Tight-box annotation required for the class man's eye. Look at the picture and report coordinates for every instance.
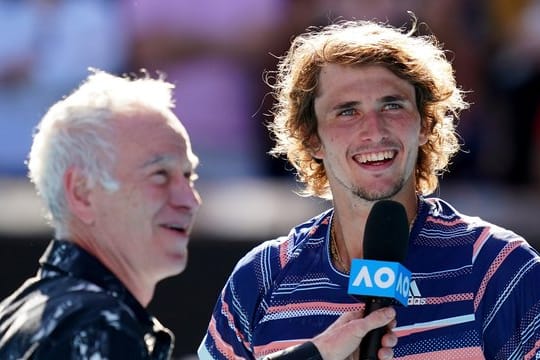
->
[383,103,402,111]
[338,108,356,116]
[151,170,169,184]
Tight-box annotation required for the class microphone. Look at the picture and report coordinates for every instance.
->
[347,200,411,360]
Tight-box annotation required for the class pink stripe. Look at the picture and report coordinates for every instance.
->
[525,339,540,360]
[279,240,288,268]
[207,316,244,360]
[395,346,485,359]
[472,228,491,261]
[423,292,473,305]
[207,298,251,356]
[426,217,465,226]
[267,301,363,314]
[254,339,305,358]
[474,240,522,310]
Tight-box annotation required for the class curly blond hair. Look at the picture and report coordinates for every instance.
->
[267,19,469,199]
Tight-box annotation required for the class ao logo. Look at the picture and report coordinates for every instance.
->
[347,259,412,306]
[351,265,410,299]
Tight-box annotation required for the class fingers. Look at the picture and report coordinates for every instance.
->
[379,317,398,360]
[311,307,396,360]
[381,328,398,348]
[325,310,364,331]
[360,307,396,334]
[378,346,394,360]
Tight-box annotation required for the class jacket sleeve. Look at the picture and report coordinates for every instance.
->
[30,305,167,360]
[33,325,153,359]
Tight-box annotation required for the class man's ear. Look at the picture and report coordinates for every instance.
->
[418,117,429,146]
[419,127,428,146]
[309,134,324,160]
[64,167,95,225]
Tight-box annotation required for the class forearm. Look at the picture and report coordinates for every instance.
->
[261,341,322,360]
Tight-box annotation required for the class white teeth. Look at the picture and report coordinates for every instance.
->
[358,151,394,164]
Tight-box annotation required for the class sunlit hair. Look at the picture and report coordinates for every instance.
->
[27,69,176,236]
[267,18,469,199]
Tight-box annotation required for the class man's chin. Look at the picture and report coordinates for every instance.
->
[160,253,188,278]
[352,179,404,201]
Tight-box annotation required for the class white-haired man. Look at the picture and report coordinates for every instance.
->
[0,70,201,359]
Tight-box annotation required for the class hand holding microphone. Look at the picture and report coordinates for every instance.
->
[348,200,411,360]
[312,307,397,360]
[263,307,397,360]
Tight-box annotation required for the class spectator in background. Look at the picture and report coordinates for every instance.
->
[410,0,497,181]
[125,0,320,180]
[0,0,128,175]
[487,0,540,185]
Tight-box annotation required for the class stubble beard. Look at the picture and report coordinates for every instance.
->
[351,176,405,202]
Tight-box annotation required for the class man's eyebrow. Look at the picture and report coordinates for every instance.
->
[141,154,199,174]
[380,94,410,102]
[331,101,361,111]
[141,155,174,169]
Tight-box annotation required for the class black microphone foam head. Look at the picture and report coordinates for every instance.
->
[363,200,409,262]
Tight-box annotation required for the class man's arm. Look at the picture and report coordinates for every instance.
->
[475,237,540,359]
[32,325,154,359]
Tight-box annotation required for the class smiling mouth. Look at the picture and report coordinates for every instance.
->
[354,150,396,165]
[162,224,188,235]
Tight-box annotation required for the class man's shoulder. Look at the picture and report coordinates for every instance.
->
[0,275,150,359]
[423,196,522,238]
[234,209,332,268]
[2,276,132,323]
[425,197,539,266]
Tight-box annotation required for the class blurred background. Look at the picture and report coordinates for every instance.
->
[1,0,539,358]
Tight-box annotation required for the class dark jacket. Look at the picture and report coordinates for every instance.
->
[0,239,174,359]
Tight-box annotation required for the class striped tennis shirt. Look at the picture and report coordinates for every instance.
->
[199,196,540,359]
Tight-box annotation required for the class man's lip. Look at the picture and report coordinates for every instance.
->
[352,149,397,164]
[160,222,191,234]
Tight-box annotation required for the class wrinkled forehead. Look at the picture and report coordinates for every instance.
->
[112,109,199,169]
[113,108,191,148]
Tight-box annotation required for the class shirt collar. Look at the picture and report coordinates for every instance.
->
[38,239,152,327]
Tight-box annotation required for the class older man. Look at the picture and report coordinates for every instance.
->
[0,70,201,359]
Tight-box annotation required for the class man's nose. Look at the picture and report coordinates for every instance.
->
[170,179,201,212]
[359,110,387,142]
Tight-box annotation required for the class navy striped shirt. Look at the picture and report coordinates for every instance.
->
[199,197,540,360]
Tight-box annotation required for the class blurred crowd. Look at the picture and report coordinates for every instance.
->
[1,0,539,186]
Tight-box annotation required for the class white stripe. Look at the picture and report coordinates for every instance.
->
[412,264,472,280]
[395,314,475,331]
[409,280,421,297]
[197,335,214,360]
[483,257,537,331]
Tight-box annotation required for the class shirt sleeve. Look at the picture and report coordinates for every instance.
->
[198,240,284,359]
[474,235,540,359]
[261,341,323,360]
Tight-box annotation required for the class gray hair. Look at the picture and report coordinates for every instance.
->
[27,69,176,237]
